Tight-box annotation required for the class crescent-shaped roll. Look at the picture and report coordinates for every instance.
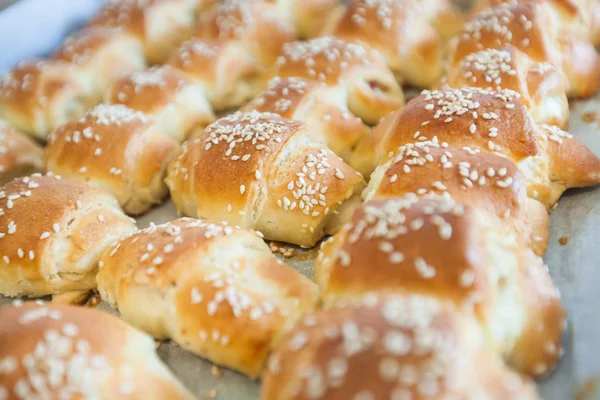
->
[443,46,569,128]
[105,65,215,142]
[272,0,339,38]
[451,2,600,98]
[365,141,549,255]
[87,0,198,64]
[0,174,136,298]
[314,195,566,378]
[270,37,405,125]
[46,104,179,215]
[0,303,195,399]
[168,0,296,110]
[472,0,600,46]
[322,0,462,88]
[261,293,539,399]
[166,111,365,247]
[96,218,320,378]
[53,27,147,95]
[0,125,44,185]
[0,60,98,141]
[350,87,600,207]
[168,38,269,111]
[243,77,370,160]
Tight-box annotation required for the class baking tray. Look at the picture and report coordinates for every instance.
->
[1,1,600,399]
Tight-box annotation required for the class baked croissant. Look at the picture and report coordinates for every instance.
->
[46,104,179,215]
[451,2,600,98]
[315,195,566,378]
[53,27,147,95]
[261,292,540,399]
[270,36,405,125]
[472,0,600,47]
[0,60,98,141]
[105,65,215,142]
[0,124,44,185]
[243,77,370,160]
[168,0,296,111]
[0,303,195,399]
[365,141,549,255]
[322,0,463,87]
[97,218,319,378]
[166,111,365,247]
[0,174,136,298]
[350,87,600,207]
[87,0,198,64]
[443,45,569,128]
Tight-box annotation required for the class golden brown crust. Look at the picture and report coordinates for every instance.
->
[325,0,449,88]
[0,303,195,399]
[97,218,319,377]
[0,60,98,140]
[243,77,370,160]
[365,141,549,254]
[349,88,540,177]
[444,45,569,128]
[166,111,365,247]
[452,2,600,98]
[0,174,136,297]
[0,125,44,185]
[261,293,539,400]
[87,0,197,64]
[46,104,179,215]
[168,38,268,110]
[350,87,600,207]
[106,66,215,141]
[314,196,566,378]
[53,27,147,92]
[271,37,404,125]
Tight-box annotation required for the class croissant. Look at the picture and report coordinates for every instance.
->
[0,60,98,141]
[243,77,370,160]
[321,0,463,87]
[0,302,195,399]
[350,87,600,208]
[166,111,365,247]
[0,174,136,298]
[46,104,179,215]
[105,65,215,142]
[314,195,566,378]
[443,45,569,128]
[168,0,296,110]
[270,36,405,125]
[87,0,198,64]
[53,27,147,95]
[451,2,600,98]
[97,218,319,378]
[365,141,549,255]
[261,292,540,399]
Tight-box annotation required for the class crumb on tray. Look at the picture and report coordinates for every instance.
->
[559,236,570,246]
[582,111,598,123]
